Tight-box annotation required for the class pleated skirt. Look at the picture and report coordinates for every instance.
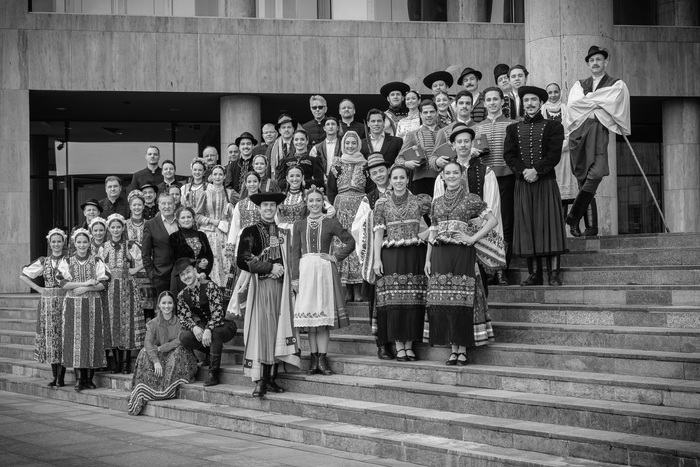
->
[512,178,568,257]
[294,254,349,329]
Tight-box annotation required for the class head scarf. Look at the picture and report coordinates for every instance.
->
[340,131,364,164]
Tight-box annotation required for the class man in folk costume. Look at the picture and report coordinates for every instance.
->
[423,70,453,97]
[397,99,441,197]
[234,192,300,397]
[564,45,631,237]
[380,81,410,136]
[435,90,476,148]
[454,67,486,123]
[225,131,258,197]
[176,258,238,387]
[266,114,298,180]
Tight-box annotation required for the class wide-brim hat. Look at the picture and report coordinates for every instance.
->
[518,86,548,103]
[585,45,609,62]
[139,181,159,193]
[275,114,299,132]
[422,71,454,89]
[80,198,103,213]
[366,152,390,170]
[493,63,510,82]
[457,67,482,85]
[173,257,197,277]
[250,192,287,206]
[235,131,258,147]
[449,123,476,143]
[379,81,410,98]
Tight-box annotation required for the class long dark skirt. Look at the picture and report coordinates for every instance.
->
[512,178,567,257]
[376,245,427,342]
[427,244,493,347]
[62,291,109,369]
[34,288,65,364]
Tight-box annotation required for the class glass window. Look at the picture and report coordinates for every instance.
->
[617,141,665,234]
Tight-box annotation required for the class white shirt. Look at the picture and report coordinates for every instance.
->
[161,214,178,235]
[369,133,385,152]
[324,138,338,174]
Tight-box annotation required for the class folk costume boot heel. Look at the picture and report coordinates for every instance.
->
[86,369,97,389]
[57,366,66,387]
[307,353,319,375]
[75,368,87,392]
[112,349,122,374]
[267,363,286,393]
[48,363,58,387]
[204,355,221,387]
[583,197,599,236]
[548,255,563,286]
[566,191,594,237]
[253,365,269,397]
[317,354,332,376]
[520,258,544,286]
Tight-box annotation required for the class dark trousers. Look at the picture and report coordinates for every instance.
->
[496,174,515,266]
[153,275,172,296]
[179,320,237,356]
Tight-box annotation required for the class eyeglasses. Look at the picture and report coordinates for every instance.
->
[311,106,326,110]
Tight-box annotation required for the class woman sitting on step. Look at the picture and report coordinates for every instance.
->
[20,228,69,388]
[128,291,199,416]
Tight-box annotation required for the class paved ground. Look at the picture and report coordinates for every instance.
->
[0,390,418,467]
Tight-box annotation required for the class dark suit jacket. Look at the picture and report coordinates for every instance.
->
[360,135,403,166]
[141,215,173,288]
[313,139,342,176]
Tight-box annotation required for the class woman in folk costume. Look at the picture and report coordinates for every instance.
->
[59,228,111,391]
[233,192,300,398]
[180,157,207,209]
[239,154,280,199]
[373,164,432,362]
[88,216,108,257]
[541,83,579,229]
[425,161,497,366]
[395,89,421,139]
[327,131,368,302]
[101,213,144,375]
[277,165,336,231]
[291,187,354,375]
[20,228,68,387]
[126,190,156,322]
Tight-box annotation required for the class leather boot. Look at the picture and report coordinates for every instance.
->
[565,191,594,237]
[48,363,58,387]
[122,350,132,374]
[204,355,221,387]
[495,270,509,286]
[520,258,543,286]
[252,365,268,397]
[548,255,563,286]
[74,368,87,392]
[105,350,112,373]
[86,369,97,389]
[267,363,285,393]
[307,353,319,375]
[377,342,394,360]
[112,349,122,374]
[583,198,599,236]
[57,366,66,387]
[317,353,332,376]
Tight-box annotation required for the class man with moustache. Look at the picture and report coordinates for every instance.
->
[338,99,365,139]
[267,114,297,180]
[564,45,630,237]
[455,67,486,123]
[360,109,404,166]
[435,90,475,148]
[380,82,410,136]
[225,132,259,196]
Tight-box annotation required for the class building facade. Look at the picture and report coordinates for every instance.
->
[1,0,699,292]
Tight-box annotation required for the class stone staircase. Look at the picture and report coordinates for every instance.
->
[1,233,700,466]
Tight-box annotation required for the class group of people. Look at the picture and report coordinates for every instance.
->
[21,45,629,412]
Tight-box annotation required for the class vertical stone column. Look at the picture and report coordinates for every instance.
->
[524,0,619,235]
[220,95,262,154]
[446,0,489,22]
[662,99,700,233]
[221,0,256,17]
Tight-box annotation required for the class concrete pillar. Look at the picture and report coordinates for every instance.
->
[658,0,700,26]
[524,0,619,235]
[662,99,700,233]
[446,0,489,22]
[221,0,256,17]
[220,95,262,154]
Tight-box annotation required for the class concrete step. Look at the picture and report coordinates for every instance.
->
[0,307,38,320]
[505,265,700,286]
[567,233,700,252]
[2,371,698,466]
[0,318,36,333]
[512,247,700,268]
[492,322,700,353]
[489,303,700,329]
[487,284,700,307]
[0,343,34,360]
[0,294,39,308]
[0,330,35,346]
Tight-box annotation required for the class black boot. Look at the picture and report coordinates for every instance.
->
[204,355,221,387]
[57,366,66,387]
[122,350,132,374]
[494,270,509,286]
[548,255,563,286]
[307,353,319,375]
[267,363,285,393]
[86,369,97,389]
[253,365,268,397]
[112,349,122,374]
[105,349,112,373]
[317,353,332,376]
[520,258,543,286]
[566,191,594,237]
[74,368,87,392]
[377,342,394,360]
[48,363,58,387]
[583,198,599,236]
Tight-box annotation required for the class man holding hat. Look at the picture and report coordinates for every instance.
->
[236,192,300,397]
[380,81,410,136]
[504,86,567,287]
[564,45,630,237]
[176,257,238,387]
[423,70,453,97]
[455,67,486,123]
[266,114,298,179]
[225,131,259,195]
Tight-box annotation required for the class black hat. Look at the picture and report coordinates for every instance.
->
[422,71,454,89]
[585,45,609,62]
[80,198,103,213]
[379,81,410,98]
[275,114,299,132]
[173,257,197,277]
[449,123,476,143]
[457,67,482,85]
[493,63,510,82]
[518,86,549,103]
[235,131,258,147]
[366,152,390,170]
[139,181,159,193]
[250,192,286,206]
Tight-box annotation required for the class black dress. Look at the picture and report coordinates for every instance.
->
[168,228,214,294]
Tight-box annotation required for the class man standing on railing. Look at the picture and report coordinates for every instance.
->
[565,46,631,237]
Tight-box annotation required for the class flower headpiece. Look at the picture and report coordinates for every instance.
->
[304,185,325,196]
[190,157,206,170]
[88,217,108,230]
[106,213,126,226]
[128,189,145,204]
[46,228,67,242]
[71,227,91,242]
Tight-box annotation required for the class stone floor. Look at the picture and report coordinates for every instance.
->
[0,390,418,467]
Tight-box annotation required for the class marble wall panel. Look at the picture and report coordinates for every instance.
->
[0,140,30,192]
[0,0,32,30]
[26,30,72,90]
[237,34,278,93]
[524,0,561,43]
[0,192,30,244]
[156,33,200,92]
[0,90,29,142]
[0,29,25,90]
[525,37,563,88]
[318,36,360,95]
[70,31,114,90]
[278,35,321,94]
[0,242,30,293]
[112,32,157,91]
[618,41,660,96]
[199,34,240,93]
